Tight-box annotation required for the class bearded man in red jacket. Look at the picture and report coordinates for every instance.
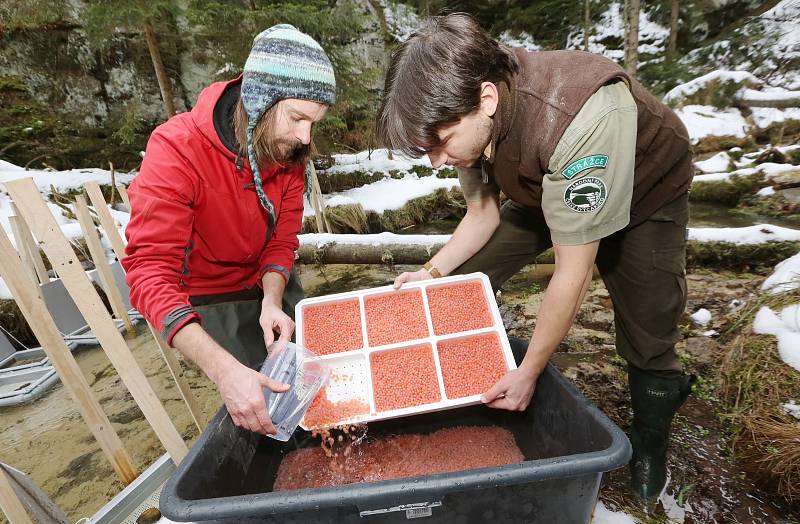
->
[123,25,336,436]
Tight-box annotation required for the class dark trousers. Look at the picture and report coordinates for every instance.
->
[189,268,305,369]
[454,195,689,373]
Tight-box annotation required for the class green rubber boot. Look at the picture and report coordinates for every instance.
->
[628,365,695,505]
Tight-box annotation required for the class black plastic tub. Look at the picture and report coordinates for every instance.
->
[160,338,631,523]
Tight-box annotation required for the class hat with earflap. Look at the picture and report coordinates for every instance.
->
[241,24,336,236]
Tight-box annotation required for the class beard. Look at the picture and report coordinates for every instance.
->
[472,115,493,161]
[270,137,311,164]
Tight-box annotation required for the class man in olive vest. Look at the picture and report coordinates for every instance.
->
[376,13,695,504]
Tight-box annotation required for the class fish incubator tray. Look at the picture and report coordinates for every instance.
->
[295,272,516,429]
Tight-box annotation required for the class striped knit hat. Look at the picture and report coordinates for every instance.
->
[242,24,336,233]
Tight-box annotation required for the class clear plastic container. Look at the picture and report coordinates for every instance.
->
[260,341,330,441]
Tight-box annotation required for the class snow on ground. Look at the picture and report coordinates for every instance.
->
[681,0,800,89]
[753,304,800,372]
[675,105,749,144]
[0,165,135,193]
[680,105,799,146]
[306,150,455,216]
[694,152,732,173]
[305,172,459,216]
[782,401,800,420]
[762,252,800,294]
[692,162,798,184]
[756,252,800,372]
[752,0,800,88]
[663,70,761,105]
[690,308,712,326]
[323,148,432,174]
[591,501,638,524]
[757,186,776,196]
[751,107,800,129]
[567,1,667,61]
[687,224,800,244]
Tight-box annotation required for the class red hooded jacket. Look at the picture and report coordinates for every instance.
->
[122,77,305,344]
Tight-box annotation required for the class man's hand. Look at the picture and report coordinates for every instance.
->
[393,268,432,289]
[215,359,290,435]
[260,301,294,348]
[481,367,540,411]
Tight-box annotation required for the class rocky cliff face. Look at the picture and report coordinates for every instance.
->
[0,0,388,169]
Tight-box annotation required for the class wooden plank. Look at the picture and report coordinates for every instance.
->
[308,163,326,233]
[10,204,49,283]
[8,216,39,286]
[74,195,135,337]
[83,181,126,260]
[0,464,69,524]
[6,178,188,464]
[116,184,131,211]
[148,325,208,432]
[309,163,331,233]
[0,466,32,524]
[0,223,138,485]
[92,183,208,432]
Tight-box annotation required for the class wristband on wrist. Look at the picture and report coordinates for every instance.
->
[423,261,442,278]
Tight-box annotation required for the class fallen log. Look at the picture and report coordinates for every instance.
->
[297,236,800,271]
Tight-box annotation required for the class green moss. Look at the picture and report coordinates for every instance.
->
[302,187,467,234]
[689,173,767,207]
[0,76,29,93]
[408,165,433,178]
[316,170,387,193]
[786,148,800,165]
[738,193,800,219]
[435,167,458,179]
[380,188,465,231]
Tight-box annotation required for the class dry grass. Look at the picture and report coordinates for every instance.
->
[322,203,370,234]
[693,135,751,155]
[302,188,466,234]
[0,298,37,348]
[380,187,465,231]
[718,288,800,501]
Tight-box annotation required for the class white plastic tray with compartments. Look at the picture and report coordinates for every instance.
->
[295,272,517,429]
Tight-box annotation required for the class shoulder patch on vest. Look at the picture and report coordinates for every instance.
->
[561,154,608,179]
[564,177,607,213]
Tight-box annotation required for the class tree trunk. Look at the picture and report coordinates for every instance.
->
[583,0,590,51]
[143,19,176,118]
[624,0,640,75]
[668,0,679,53]
[295,239,800,270]
[247,0,257,10]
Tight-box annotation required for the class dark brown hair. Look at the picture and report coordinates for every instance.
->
[233,98,312,167]
[376,13,519,158]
